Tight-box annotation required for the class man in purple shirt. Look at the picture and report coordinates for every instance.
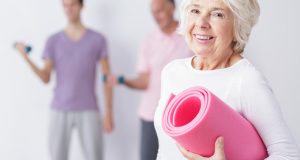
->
[15,0,113,159]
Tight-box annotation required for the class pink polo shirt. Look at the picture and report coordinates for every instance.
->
[137,31,193,121]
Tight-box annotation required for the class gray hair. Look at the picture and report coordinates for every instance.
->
[178,0,260,53]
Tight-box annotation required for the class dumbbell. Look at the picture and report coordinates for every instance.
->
[102,74,125,84]
[14,43,32,54]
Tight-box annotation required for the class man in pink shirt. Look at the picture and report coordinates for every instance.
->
[110,0,192,159]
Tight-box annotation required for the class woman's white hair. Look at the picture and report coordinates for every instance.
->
[178,0,260,53]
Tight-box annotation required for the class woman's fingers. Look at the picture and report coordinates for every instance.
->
[177,143,206,160]
[215,137,224,154]
[212,137,226,160]
[177,137,226,160]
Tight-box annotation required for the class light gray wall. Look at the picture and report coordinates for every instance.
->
[245,0,300,149]
[0,0,299,160]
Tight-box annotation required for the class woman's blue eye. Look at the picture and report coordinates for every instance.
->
[212,12,225,18]
[190,9,200,14]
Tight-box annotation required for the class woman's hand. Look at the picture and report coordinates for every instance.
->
[177,137,226,160]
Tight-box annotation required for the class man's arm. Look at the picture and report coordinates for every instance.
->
[122,72,149,90]
[15,42,53,84]
[100,57,114,133]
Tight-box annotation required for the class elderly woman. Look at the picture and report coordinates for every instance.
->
[154,0,300,159]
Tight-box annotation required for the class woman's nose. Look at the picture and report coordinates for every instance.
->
[195,15,210,29]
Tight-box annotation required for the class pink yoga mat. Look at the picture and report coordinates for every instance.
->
[162,86,267,160]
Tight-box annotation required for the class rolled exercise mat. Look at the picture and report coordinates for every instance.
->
[162,86,267,160]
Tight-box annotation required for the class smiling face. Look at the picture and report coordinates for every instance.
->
[184,0,235,59]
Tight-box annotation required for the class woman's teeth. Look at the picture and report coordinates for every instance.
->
[195,35,213,40]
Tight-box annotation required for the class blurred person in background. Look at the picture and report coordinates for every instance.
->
[15,0,114,159]
[109,0,192,159]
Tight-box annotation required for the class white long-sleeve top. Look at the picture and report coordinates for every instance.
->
[154,57,300,160]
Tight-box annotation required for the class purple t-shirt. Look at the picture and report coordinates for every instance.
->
[42,29,108,111]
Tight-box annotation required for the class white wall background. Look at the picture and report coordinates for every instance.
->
[0,0,299,160]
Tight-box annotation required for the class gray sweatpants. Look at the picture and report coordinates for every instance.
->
[49,110,103,160]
